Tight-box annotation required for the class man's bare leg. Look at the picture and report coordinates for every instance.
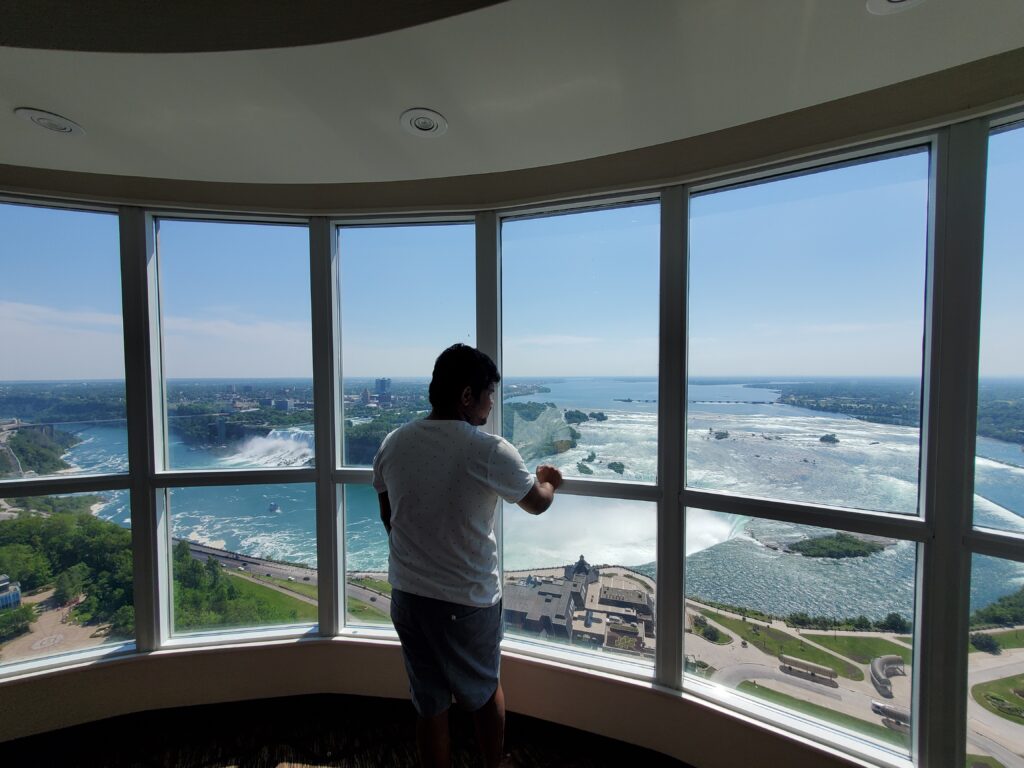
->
[472,683,506,768]
[417,708,451,768]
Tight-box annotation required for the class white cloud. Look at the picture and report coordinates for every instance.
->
[0,301,124,380]
[162,314,312,378]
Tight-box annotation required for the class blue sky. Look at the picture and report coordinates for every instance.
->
[339,223,475,377]
[689,149,930,377]
[1,126,1022,380]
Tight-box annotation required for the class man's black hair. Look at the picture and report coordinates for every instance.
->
[428,344,500,410]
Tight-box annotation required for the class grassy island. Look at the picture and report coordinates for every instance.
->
[789,532,884,559]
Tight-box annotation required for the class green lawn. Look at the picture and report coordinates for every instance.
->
[969,629,1024,653]
[350,576,392,595]
[347,598,389,623]
[967,754,1006,768]
[226,574,318,622]
[701,610,863,681]
[738,681,908,749]
[251,573,319,600]
[805,634,912,665]
[972,674,1024,725]
[229,573,388,623]
[896,635,913,645]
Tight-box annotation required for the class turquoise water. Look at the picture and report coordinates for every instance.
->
[61,379,1024,618]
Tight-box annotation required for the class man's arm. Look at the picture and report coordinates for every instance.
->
[516,464,563,515]
[378,492,392,533]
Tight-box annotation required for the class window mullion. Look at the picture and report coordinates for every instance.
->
[656,185,686,689]
[310,216,341,636]
[118,205,161,652]
[916,120,988,768]
[476,210,502,571]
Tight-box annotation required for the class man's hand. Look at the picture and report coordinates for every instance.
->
[517,464,563,515]
[535,464,563,489]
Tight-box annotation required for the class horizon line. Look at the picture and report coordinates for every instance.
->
[5,374,1024,385]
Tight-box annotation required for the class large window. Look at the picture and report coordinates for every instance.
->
[0,112,1019,767]
[503,495,657,662]
[161,484,317,635]
[686,509,915,754]
[336,222,475,467]
[687,150,930,515]
[966,554,1024,766]
[336,222,475,629]
[154,219,313,472]
[963,121,1024,767]
[498,203,659,666]
[683,149,931,761]
[0,203,127,482]
[501,204,659,482]
[0,492,133,667]
[975,123,1024,535]
[149,217,320,638]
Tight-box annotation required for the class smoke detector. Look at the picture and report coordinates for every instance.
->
[14,107,85,136]
[400,108,448,138]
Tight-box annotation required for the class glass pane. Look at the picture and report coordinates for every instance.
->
[156,219,313,471]
[0,203,127,481]
[968,554,1024,766]
[685,509,915,754]
[975,124,1024,535]
[502,205,659,481]
[0,491,133,666]
[503,495,656,665]
[161,483,317,634]
[687,151,929,514]
[343,484,392,626]
[338,223,475,467]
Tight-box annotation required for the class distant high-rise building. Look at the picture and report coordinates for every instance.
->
[360,388,371,405]
[374,378,391,395]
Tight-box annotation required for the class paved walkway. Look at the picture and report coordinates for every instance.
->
[689,602,911,732]
[0,589,110,664]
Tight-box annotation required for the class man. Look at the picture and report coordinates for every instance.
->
[372,344,562,768]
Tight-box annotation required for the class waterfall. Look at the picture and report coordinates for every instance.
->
[686,508,748,556]
[221,427,315,468]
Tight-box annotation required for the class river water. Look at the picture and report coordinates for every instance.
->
[62,379,1024,619]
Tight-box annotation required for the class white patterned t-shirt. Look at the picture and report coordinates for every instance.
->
[371,419,534,608]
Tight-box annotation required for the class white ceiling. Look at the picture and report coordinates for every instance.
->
[0,0,1022,185]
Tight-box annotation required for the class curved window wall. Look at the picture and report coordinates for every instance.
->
[1,112,1021,767]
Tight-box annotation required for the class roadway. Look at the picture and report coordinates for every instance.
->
[185,541,392,614]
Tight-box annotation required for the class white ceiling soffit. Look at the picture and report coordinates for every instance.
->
[0,0,1022,185]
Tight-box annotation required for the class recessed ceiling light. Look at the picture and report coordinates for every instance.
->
[14,107,85,136]
[866,0,926,15]
[400,108,448,138]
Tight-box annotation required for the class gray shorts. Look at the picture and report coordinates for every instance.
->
[390,588,503,717]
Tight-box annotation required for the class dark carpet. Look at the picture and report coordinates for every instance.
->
[0,693,693,767]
